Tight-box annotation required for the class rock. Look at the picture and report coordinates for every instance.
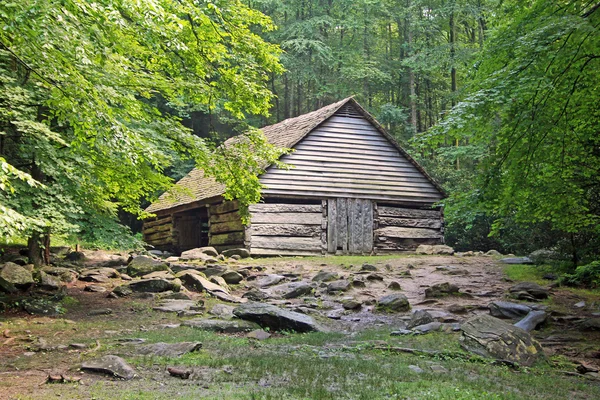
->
[327,280,351,293]
[159,291,192,300]
[233,302,321,332]
[514,310,547,332]
[204,265,228,277]
[312,271,339,282]
[179,272,228,294]
[435,266,469,275]
[255,274,285,288]
[489,301,532,319]
[429,365,448,373]
[142,271,175,280]
[127,256,169,277]
[247,330,271,340]
[391,329,417,336]
[81,355,136,380]
[424,282,460,298]
[242,288,269,301]
[528,249,562,264]
[84,285,107,293]
[38,271,63,291]
[460,315,544,366]
[153,300,200,313]
[508,282,549,300]
[184,247,219,258]
[136,342,202,357]
[209,303,235,319]
[485,250,502,256]
[65,251,86,262]
[376,294,410,312]
[342,298,362,310]
[182,318,259,333]
[0,262,34,291]
[360,263,377,272]
[128,278,179,293]
[574,301,586,309]
[210,276,230,291]
[578,318,600,331]
[407,310,435,329]
[388,281,402,290]
[366,273,384,281]
[326,309,344,320]
[42,267,78,283]
[221,270,244,284]
[270,282,313,299]
[415,245,454,255]
[111,285,133,297]
[408,365,424,373]
[23,299,61,316]
[180,248,214,261]
[447,304,469,314]
[222,248,250,259]
[413,322,442,333]
[174,269,206,278]
[352,279,366,288]
[500,257,533,265]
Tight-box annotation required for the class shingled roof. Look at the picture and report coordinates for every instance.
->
[146,97,444,214]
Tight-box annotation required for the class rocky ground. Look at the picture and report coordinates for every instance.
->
[0,246,599,399]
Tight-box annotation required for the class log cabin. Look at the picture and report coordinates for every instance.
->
[143,98,446,256]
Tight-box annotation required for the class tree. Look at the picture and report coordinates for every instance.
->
[0,0,284,263]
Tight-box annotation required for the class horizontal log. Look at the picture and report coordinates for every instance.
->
[144,231,172,241]
[250,212,322,225]
[377,206,441,219]
[210,200,239,215]
[250,248,322,256]
[251,236,322,251]
[214,244,247,252]
[379,217,442,229]
[209,210,241,224]
[375,226,442,239]
[143,216,172,229]
[142,223,172,235]
[209,231,245,246]
[248,203,321,213]
[210,219,245,235]
[145,237,173,246]
[248,224,321,237]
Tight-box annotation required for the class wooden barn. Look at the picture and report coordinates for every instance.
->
[143,98,446,256]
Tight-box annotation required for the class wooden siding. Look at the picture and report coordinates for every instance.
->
[374,205,444,252]
[248,202,324,256]
[142,215,173,250]
[208,200,245,252]
[327,198,373,254]
[260,107,443,205]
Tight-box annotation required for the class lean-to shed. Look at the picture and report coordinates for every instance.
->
[143,98,446,256]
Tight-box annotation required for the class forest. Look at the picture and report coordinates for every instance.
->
[1,0,599,278]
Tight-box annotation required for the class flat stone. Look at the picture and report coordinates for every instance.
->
[578,318,600,331]
[412,322,442,333]
[255,274,285,288]
[500,257,533,265]
[326,309,344,320]
[142,271,175,280]
[425,282,460,298]
[247,330,271,340]
[312,271,339,282]
[84,285,107,293]
[508,282,549,300]
[242,288,269,301]
[391,329,418,336]
[180,248,215,261]
[514,310,547,332]
[88,308,113,316]
[435,266,469,275]
[0,262,34,291]
[41,267,78,283]
[342,298,362,310]
[210,276,230,291]
[489,301,532,319]
[460,315,544,367]
[204,265,228,277]
[181,318,259,333]
[38,271,64,291]
[327,280,351,293]
[179,272,228,294]
[222,248,250,259]
[209,303,235,319]
[233,302,321,332]
[408,365,424,373]
[81,355,136,380]
[360,264,377,272]
[128,278,179,293]
[153,300,199,313]
[136,342,202,357]
[407,310,435,329]
[388,281,402,290]
[270,282,313,299]
[574,301,586,309]
[221,271,244,284]
[376,294,410,312]
[447,304,469,314]
[415,245,454,255]
[127,256,168,277]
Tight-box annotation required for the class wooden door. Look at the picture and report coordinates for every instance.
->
[327,198,373,254]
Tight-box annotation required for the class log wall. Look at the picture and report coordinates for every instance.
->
[142,215,174,250]
[208,200,245,252]
[374,205,444,252]
[247,202,324,256]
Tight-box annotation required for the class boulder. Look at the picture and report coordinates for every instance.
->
[136,342,202,357]
[489,301,532,319]
[127,256,168,277]
[209,276,230,291]
[508,282,549,300]
[341,298,362,310]
[204,265,228,277]
[388,281,402,290]
[222,248,250,259]
[415,245,454,255]
[179,272,228,294]
[360,264,377,272]
[180,248,215,262]
[182,318,259,333]
[242,288,269,301]
[221,270,244,284]
[42,267,78,283]
[412,322,442,333]
[233,302,321,332]
[500,257,533,265]
[528,249,562,264]
[376,294,410,312]
[270,282,313,299]
[255,274,285,288]
[485,250,502,256]
[514,310,547,332]
[84,285,107,293]
[578,318,600,331]
[326,280,351,293]
[22,299,61,316]
[312,270,339,282]
[128,278,179,293]
[209,303,235,319]
[407,310,435,329]
[111,285,133,297]
[0,262,34,291]
[424,282,460,298]
[460,315,544,366]
[81,355,136,380]
[38,271,64,291]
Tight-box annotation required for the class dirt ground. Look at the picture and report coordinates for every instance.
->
[1,254,599,399]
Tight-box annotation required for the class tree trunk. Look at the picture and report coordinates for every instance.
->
[28,233,44,267]
[406,1,417,131]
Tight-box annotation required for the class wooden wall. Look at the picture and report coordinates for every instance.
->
[374,205,444,252]
[208,200,245,252]
[142,215,173,250]
[259,104,443,205]
[247,202,324,256]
